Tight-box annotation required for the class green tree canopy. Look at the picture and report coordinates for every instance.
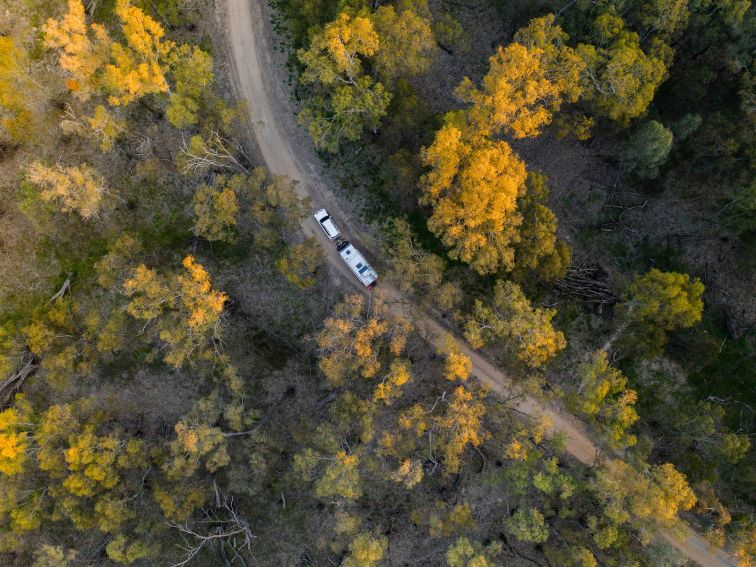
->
[298,12,391,152]
[577,14,672,125]
[512,172,571,282]
[575,350,639,449]
[464,280,566,368]
[620,268,705,356]
[620,120,674,179]
[505,507,549,543]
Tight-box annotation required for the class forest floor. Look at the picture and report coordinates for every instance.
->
[422,0,756,333]
[216,0,740,565]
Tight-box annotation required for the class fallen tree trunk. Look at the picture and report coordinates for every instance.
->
[48,274,72,303]
[0,355,38,406]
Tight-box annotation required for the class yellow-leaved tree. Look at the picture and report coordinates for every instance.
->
[85,105,126,152]
[166,45,214,128]
[43,0,111,100]
[446,537,498,567]
[574,350,639,449]
[418,16,585,277]
[123,255,227,367]
[297,12,391,152]
[464,279,565,368]
[103,0,174,106]
[6,398,151,539]
[456,15,584,139]
[435,386,488,473]
[383,384,488,476]
[371,2,436,83]
[442,335,472,382]
[343,532,389,567]
[26,162,108,219]
[372,359,413,405]
[619,268,704,356]
[420,124,527,274]
[577,14,672,125]
[193,183,240,242]
[315,450,364,500]
[163,420,230,481]
[591,460,696,546]
[276,238,325,289]
[0,37,35,144]
[316,293,412,387]
[44,0,179,106]
[0,397,34,476]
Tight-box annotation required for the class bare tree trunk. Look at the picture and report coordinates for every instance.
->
[48,273,72,303]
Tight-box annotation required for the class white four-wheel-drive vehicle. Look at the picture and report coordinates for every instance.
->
[313,208,341,241]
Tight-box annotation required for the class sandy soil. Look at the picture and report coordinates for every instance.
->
[216,1,740,565]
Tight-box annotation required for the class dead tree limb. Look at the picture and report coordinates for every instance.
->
[0,355,38,405]
[168,494,254,567]
[48,274,72,303]
[180,131,250,175]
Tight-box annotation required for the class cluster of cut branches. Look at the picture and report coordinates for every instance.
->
[554,263,616,305]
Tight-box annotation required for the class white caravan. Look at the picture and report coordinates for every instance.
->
[337,241,378,288]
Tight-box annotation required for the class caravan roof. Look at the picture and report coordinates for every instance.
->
[337,241,377,287]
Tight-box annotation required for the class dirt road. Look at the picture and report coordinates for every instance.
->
[220,1,739,565]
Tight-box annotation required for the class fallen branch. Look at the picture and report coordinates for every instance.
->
[0,356,38,405]
[180,131,250,175]
[48,274,72,303]
[168,493,254,567]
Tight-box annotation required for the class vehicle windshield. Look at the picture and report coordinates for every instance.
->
[320,215,330,222]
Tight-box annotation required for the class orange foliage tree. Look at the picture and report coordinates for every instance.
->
[457,15,584,139]
[0,38,36,143]
[316,293,411,387]
[420,124,527,274]
[44,0,207,116]
[43,0,111,100]
[103,0,174,106]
